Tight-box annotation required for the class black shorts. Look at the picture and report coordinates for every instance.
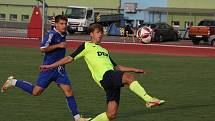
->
[100,70,124,104]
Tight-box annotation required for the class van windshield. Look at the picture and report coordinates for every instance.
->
[198,21,215,26]
[65,8,86,19]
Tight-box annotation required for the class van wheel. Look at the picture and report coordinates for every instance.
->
[172,33,178,41]
[192,39,200,45]
[154,33,163,42]
[159,35,164,42]
[211,39,215,46]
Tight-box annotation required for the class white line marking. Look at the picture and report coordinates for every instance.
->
[0,36,39,40]
[67,39,215,50]
[0,37,214,50]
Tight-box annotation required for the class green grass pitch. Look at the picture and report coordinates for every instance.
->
[0,46,215,121]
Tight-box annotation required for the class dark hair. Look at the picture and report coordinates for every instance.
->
[89,23,103,33]
[55,15,68,23]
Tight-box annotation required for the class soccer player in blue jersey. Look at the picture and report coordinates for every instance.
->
[1,15,90,121]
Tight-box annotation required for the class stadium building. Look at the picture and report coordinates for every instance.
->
[0,0,120,28]
[121,0,215,29]
[1,0,215,29]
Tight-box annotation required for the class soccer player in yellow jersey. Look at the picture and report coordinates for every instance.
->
[40,24,165,121]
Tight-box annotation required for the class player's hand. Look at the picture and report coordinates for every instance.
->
[58,42,67,48]
[134,69,145,74]
[40,65,52,72]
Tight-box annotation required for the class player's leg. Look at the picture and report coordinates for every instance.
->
[91,100,118,121]
[16,79,45,96]
[32,85,44,96]
[1,76,36,95]
[122,72,152,102]
[91,87,120,121]
[105,87,120,120]
[15,81,44,96]
[122,72,165,107]
[31,71,54,96]
[2,71,52,95]
[106,101,118,120]
[58,84,80,120]
[56,71,90,121]
[92,70,123,121]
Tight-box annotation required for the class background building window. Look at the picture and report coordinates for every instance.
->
[171,21,180,29]
[10,14,17,21]
[21,15,29,21]
[185,21,193,28]
[0,14,6,20]
[124,3,137,13]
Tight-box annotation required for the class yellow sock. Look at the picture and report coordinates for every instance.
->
[129,81,153,102]
[91,112,109,121]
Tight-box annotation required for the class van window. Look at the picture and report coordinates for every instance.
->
[87,10,93,19]
[198,21,215,26]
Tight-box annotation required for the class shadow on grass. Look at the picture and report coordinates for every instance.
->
[76,103,215,119]
[121,103,215,117]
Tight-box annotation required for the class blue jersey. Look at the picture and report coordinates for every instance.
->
[37,28,70,89]
[40,28,67,65]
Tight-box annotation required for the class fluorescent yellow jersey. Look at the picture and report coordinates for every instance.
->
[70,42,117,87]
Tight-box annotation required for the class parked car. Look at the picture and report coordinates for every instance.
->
[139,23,179,42]
[188,20,215,45]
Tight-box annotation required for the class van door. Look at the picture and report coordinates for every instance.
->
[86,9,94,25]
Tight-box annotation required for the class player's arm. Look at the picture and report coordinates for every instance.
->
[40,56,74,71]
[40,42,66,53]
[114,65,145,73]
[40,43,86,71]
[109,56,145,73]
[40,33,67,53]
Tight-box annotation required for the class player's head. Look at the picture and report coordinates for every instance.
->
[55,15,68,33]
[89,23,104,43]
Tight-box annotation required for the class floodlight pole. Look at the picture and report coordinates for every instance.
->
[37,0,46,41]
[42,0,45,41]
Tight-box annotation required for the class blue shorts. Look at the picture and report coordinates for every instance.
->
[36,66,71,89]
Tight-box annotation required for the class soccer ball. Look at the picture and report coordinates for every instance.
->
[136,26,153,44]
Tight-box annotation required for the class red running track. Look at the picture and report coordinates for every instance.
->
[0,37,215,57]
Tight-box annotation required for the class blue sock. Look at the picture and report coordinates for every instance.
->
[66,96,80,118]
[15,80,34,95]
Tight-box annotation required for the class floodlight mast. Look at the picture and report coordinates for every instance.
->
[37,0,47,41]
